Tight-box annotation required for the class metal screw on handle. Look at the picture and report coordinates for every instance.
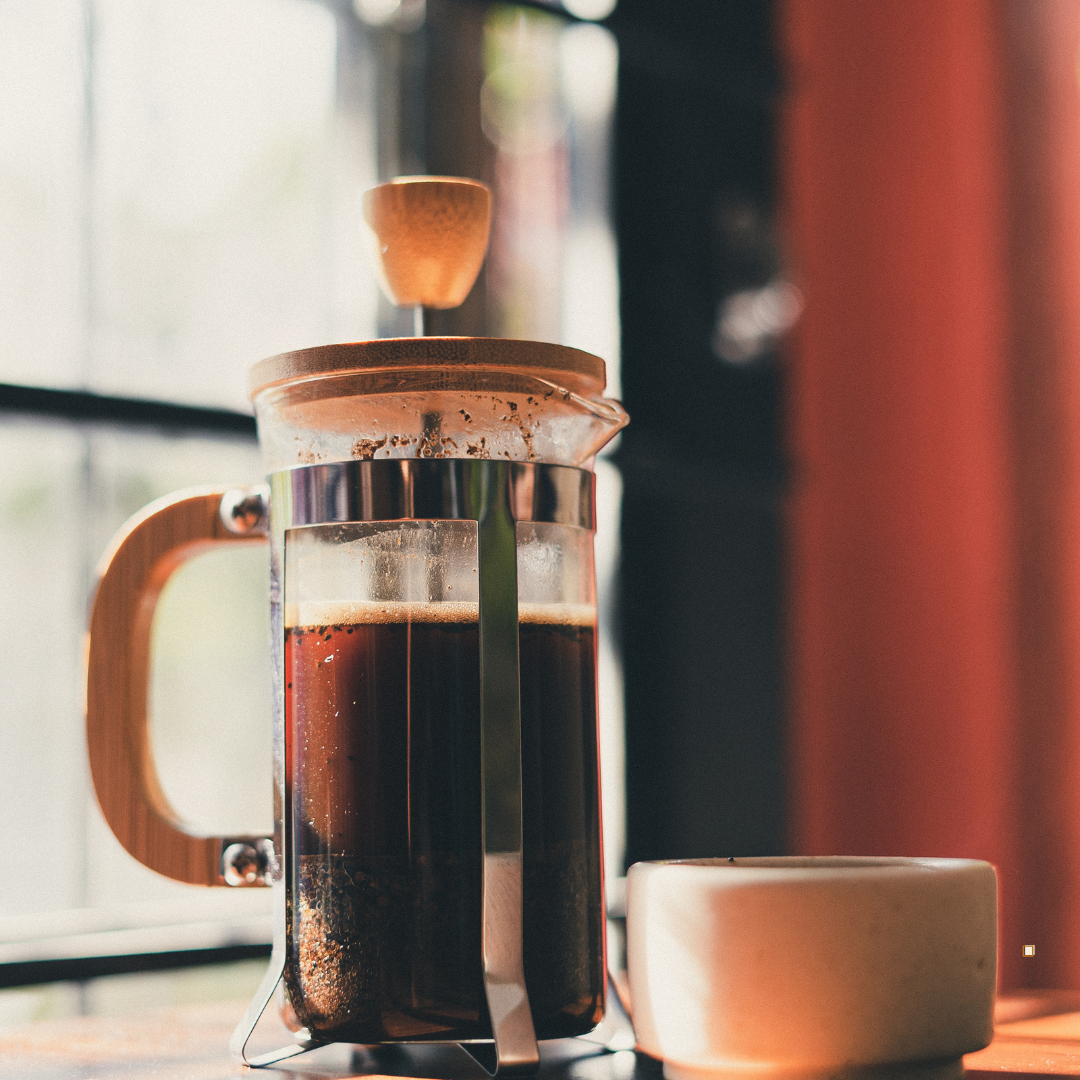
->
[220,484,270,535]
[222,839,275,887]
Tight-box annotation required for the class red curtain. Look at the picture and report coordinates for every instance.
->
[780,0,1080,991]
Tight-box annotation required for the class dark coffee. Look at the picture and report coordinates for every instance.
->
[283,602,604,1044]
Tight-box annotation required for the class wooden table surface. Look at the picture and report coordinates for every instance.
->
[4,991,1080,1079]
[965,992,1080,1077]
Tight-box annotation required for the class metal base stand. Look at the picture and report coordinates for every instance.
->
[231,964,634,1072]
[228,948,321,1067]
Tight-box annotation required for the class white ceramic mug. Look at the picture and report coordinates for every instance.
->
[626,856,996,1080]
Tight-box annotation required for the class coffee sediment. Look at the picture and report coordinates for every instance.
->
[283,601,603,1044]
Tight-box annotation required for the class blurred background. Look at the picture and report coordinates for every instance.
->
[1,0,1078,1022]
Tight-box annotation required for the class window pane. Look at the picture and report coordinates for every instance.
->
[90,0,342,410]
[0,418,272,922]
[149,545,273,839]
[0,0,380,408]
[0,0,85,389]
[0,421,87,912]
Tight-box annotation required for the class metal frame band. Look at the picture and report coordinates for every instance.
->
[234,459,594,1074]
[281,457,594,530]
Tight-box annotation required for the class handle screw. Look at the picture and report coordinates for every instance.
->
[222,840,274,886]
[220,485,270,535]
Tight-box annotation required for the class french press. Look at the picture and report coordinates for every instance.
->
[84,178,628,1070]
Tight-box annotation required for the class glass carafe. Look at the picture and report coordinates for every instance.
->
[84,333,627,1070]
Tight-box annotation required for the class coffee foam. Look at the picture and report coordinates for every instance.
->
[285,599,596,629]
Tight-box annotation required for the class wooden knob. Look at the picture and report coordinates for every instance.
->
[363,176,492,310]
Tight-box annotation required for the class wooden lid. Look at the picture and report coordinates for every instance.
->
[249,337,608,399]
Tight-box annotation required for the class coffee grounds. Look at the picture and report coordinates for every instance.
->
[285,853,486,1043]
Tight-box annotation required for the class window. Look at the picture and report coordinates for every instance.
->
[0,0,622,1022]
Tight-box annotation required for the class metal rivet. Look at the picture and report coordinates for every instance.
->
[220,485,270,535]
[223,841,271,886]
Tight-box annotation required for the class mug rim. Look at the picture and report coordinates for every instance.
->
[630,855,992,873]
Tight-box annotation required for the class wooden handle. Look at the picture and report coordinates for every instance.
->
[362,176,492,309]
[86,487,269,887]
